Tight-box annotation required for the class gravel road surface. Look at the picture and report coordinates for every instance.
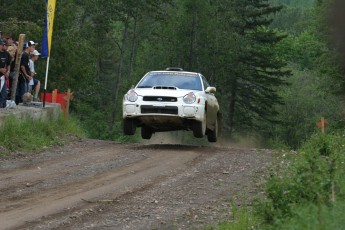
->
[0,138,277,230]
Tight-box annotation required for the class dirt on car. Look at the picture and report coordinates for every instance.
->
[0,136,280,230]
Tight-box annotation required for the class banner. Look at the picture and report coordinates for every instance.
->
[41,0,56,58]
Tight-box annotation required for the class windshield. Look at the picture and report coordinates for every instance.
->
[137,72,202,91]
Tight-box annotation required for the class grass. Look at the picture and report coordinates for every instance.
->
[0,115,86,157]
[213,206,258,230]
[269,201,345,230]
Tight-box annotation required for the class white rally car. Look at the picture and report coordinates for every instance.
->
[122,68,221,142]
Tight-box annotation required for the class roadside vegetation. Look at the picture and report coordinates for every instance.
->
[216,132,345,229]
[0,116,85,157]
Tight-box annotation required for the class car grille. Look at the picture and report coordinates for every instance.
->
[141,105,178,115]
[143,96,177,102]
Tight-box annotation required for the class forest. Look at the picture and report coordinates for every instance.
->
[0,0,344,149]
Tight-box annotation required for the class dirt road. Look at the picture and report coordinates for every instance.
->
[0,138,276,230]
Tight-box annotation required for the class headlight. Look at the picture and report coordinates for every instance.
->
[183,92,196,104]
[126,90,138,102]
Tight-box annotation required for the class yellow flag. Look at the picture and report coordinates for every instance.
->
[47,0,56,55]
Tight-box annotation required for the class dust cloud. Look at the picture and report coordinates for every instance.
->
[139,130,261,149]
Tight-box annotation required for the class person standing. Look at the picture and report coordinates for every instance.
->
[29,50,41,101]
[0,40,11,108]
[6,45,17,99]
[17,41,36,104]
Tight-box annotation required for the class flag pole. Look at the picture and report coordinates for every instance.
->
[42,0,56,108]
[43,56,50,107]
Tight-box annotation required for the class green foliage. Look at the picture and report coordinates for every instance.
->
[228,1,289,135]
[0,1,45,40]
[271,202,345,230]
[216,206,258,230]
[270,0,316,8]
[257,132,345,225]
[276,31,326,69]
[263,66,345,149]
[262,0,345,149]
[0,116,86,157]
[269,0,316,34]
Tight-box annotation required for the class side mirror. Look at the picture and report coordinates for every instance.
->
[205,86,216,94]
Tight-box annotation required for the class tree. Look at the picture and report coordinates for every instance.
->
[215,0,290,137]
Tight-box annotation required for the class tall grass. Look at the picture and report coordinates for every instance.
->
[0,115,86,156]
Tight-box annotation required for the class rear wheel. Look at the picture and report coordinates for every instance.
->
[123,119,136,135]
[193,113,206,138]
[207,116,218,142]
[141,126,152,139]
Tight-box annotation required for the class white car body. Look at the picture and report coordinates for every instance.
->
[122,69,221,142]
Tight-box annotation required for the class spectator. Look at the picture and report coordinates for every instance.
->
[5,34,17,47]
[0,40,11,108]
[17,41,36,104]
[29,50,41,101]
[6,45,17,99]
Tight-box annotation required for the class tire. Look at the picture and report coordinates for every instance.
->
[207,116,218,142]
[193,113,206,138]
[123,119,136,135]
[141,126,152,139]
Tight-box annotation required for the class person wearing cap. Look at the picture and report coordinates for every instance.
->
[29,50,41,101]
[16,40,36,104]
[0,40,11,108]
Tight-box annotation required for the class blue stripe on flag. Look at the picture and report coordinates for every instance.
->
[41,0,49,58]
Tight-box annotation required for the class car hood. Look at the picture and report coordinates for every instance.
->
[134,88,199,98]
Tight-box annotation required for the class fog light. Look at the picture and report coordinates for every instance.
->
[183,106,195,116]
[125,104,136,113]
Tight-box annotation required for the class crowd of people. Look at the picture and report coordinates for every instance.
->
[0,34,41,108]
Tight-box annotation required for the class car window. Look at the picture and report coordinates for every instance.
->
[137,72,202,91]
[201,75,210,90]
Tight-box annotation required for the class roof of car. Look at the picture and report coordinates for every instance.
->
[149,70,199,76]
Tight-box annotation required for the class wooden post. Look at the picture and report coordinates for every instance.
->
[63,88,73,118]
[316,117,328,134]
[321,117,325,134]
[52,89,57,103]
[10,34,25,100]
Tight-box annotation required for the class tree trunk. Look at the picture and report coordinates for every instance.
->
[188,13,196,70]
[228,79,237,138]
[110,16,129,131]
[128,12,138,82]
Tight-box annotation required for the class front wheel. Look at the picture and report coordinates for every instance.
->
[123,119,136,135]
[193,113,206,138]
[207,116,219,142]
[141,126,152,139]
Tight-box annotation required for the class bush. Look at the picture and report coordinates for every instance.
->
[257,132,345,225]
[271,201,345,230]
